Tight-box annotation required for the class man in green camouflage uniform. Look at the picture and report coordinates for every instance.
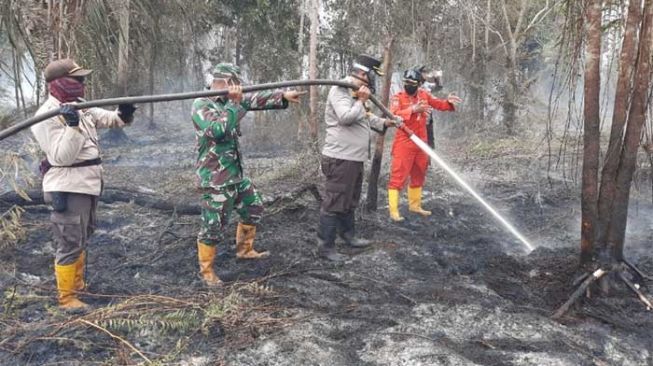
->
[192,63,305,286]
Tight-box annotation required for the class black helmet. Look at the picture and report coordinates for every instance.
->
[353,54,384,76]
[352,54,384,94]
[402,66,425,85]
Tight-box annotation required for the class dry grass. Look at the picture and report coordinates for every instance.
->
[1,280,291,365]
[0,205,25,249]
[0,146,39,249]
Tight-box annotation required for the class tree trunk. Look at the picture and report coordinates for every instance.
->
[485,0,491,50]
[498,0,519,135]
[57,0,64,58]
[116,0,130,95]
[104,0,130,143]
[596,0,642,249]
[503,55,518,135]
[148,39,157,129]
[308,0,319,145]
[470,50,487,125]
[468,9,485,126]
[366,38,394,212]
[235,22,242,67]
[297,0,306,138]
[580,0,602,265]
[298,0,306,72]
[605,0,653,261]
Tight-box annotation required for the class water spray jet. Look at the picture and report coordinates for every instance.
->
[404,129,535,252]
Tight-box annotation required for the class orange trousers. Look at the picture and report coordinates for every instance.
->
[388,144,429,190]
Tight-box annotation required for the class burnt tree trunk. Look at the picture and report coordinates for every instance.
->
[366,38,394,212]
[579,0,602,266]
[604,0,653,262]
[596,0,642,250]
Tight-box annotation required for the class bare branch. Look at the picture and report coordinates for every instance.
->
[522,0,558,38]
[500,0,514,41]
[465,1,509,55]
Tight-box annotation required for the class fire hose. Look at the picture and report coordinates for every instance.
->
[0,79,533,251]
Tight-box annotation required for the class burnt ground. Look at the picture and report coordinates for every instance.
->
[1,116,653,366]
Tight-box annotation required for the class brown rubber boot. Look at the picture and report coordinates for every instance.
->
[55,262,89,310]
[197,241,223,286]
[236,223,269,259]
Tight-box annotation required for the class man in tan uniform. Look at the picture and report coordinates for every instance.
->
[319,55,398,261]
[30,59,136,309]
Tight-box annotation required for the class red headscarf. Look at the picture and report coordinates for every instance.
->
[48,77,85,103]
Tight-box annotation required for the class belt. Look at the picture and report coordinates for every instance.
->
[50,157,102,168]
[40,157,102,175]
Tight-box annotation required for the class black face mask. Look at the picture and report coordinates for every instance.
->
[367,72,377,94]
[404,84,418,95]
[351,72,376,95]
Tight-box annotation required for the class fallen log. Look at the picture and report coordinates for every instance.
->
[0,183,321,216]
[0,188,200,215]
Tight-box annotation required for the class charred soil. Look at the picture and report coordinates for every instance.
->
[1,123,652,365]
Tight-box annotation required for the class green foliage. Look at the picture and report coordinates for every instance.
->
[219,0,303,81]
[204,291,244,320]
[98,308,202,335]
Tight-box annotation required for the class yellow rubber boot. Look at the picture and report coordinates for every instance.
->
[388,189,405,222]
[408,186,432,216]
[75,250,86,291]
[55,262,89,310]
[197,241,222,286]
[236,223,269,259]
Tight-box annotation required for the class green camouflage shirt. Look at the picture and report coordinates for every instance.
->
[192,90,287,189]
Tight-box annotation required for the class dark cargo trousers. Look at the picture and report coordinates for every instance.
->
[45,192,97,265]
[319,155,364,245]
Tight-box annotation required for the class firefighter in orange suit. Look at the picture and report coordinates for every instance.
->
[388,67,462,221]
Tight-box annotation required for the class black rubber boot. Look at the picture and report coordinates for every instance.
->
[338,211,371,248]
[318,213,346,262]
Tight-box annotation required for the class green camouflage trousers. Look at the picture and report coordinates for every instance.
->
[198,178,264,245]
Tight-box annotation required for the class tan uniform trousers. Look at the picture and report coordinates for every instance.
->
[45,192,97,265]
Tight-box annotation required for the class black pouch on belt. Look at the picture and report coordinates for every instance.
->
[50,192,68,212]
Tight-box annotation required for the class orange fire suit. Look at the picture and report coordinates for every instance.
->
[388,89,455,190]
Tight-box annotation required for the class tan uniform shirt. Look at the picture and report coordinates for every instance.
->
[30,96,125,196]
[321,77,386,162]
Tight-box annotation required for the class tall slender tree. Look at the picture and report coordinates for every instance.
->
[308,0,319,145]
